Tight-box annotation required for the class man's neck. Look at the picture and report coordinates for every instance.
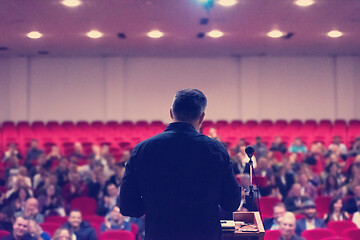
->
[172,120,199,132]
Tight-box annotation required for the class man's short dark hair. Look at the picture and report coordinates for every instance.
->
[171,89,207,122]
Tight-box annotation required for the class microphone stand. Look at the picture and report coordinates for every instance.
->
[247,155,255,212]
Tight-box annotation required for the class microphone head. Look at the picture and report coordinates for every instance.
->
[245,145,255,157]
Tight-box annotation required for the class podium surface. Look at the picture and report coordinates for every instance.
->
[222,212,265,240]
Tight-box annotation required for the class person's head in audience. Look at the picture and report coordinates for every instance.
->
[346,163,359,180]
[293,137,303,146]
[255,136,262,144]
[7,143,18,153]
[108,206,124,224]
[120,150,130,163]
[101,144,110,156]
[298,173,308,186]
[46,184,57,198]
[238,138,246,147]
[30,139,39,150]
[94,162,104,174]
[53,228,72,240]
[96,173,107,186]
[208,128,218,138]
[13,215,30,240]
[330,197,344,215]
[69,172,82,186]
[288,183,301,198]
[68,210,82,231]
[324,174,339,192]
[92,145,101,155]
[257,157,269,169]
[326,162,340,175]
[114,162,126,179]
[49,145,60,156]
[74,142,83,154]
[302,200,317,220]
[13,187,31,203]
[273,203,286,223]
[106,183,119,198]
[24,198,40,218]
[274,136,282,145]
[333,136,342,145]
[69,157,78,173]
[37,153,47,166]
[27,219,43,238]
[8,156,19,168]
[58,158,69,171]
[279,212,297,240]
[48,173,59,186]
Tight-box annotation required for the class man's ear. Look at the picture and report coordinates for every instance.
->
[170,109,174,120]
[199,112,205,125]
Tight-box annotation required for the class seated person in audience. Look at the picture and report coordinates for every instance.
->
[295,200,326,236]
[33,166,49,191]
[63,209,97,240]
[328,136,347,156]
[55,158,70,188]
[261,174,282,199]
[207,127,221,141]
[255,157,272,178]
[0,206,15,232]
[103,156,116,180]
[232,138,246,154]
[100,144,112,167]
[232,151,250,175]
[2,143,22,163]
[97,183,119,216]
[107,162,126,188]
[25,139,44,169]
[29,154,49,179]
[298,173,317,200]
[3,215,37,240]
[68,157,79,174]
[88,171,107,201]
[284,183,310,213]
[8,187,31,214]
[14,198,44,224]
[78,157,96,183]
[320,174,341,197]
[46,145,62,169]
[5,156,20,181]
[269,136,287,154]
[6,174,33,199]
[254,136,268,158]
[344,185,360,214]
[343,163,360,195]
[289,138,307,154]
[27,219,51,240]
[61,172,89,208]
[52,228,72,240]
[71,142,85,159]
[275,165,295,199]
[263,203,286,230]
[100,206,131,232]
[348,137,360,157]
[279,212,304,240]
[324,197,349,223]
[238,174,258,212]
[119,150,131,164]
[321,162,343,186]
[38,184,65,217]
[89,145,102,162]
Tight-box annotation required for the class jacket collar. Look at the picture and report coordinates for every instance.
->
[165,122,197,133]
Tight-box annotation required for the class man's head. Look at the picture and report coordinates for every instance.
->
[68,210,82,229]
[279,212,296,240]
[109,206,123,223]
[170,89,207,129]
[290,183,301,198]
[13,216,29,239]
[303,200,317,219]
[30,139,38,149]
[273,203,286,222]
[24,198,39,217]
[107,183,119,197]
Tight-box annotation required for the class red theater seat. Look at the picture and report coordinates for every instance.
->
[315,196,332,218]
[100,230,135,240]
[343,228,360,240]
[264,230,281,240]
[259,197,281,219]
[301,229,336,240]
[40,222,61,237]
[70,197,97,216]
[0,230,10,239]
[327,220,357,236]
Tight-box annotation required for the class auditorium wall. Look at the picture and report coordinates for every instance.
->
[0,56,359,123]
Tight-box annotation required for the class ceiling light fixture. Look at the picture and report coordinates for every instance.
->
[207,30,224,38]
[217,0,238,7]
[295,0,314,7]
[327,30,343,38]
[267,30,284,38]
[61,0,82,7]
[147,30,164,38]
[87,30,103,39]
[27,31,42,39]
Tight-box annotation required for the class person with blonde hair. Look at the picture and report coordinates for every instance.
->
[53,228,72,240]
[279,212,304,240]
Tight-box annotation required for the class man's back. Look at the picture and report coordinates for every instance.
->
[120,122,241,240]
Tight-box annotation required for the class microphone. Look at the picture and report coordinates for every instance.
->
[245,145,255,159]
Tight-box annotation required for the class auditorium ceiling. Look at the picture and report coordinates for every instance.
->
[1,0,360,57]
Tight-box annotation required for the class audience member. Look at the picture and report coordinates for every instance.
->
[78,157,96,183]
[55,158,70,188]
[27,219,51,240]
[284,183,310,212]
[46,145,62,170]
[324,197,349,223]
[62,210,97,240]
[295,200,326,236]
[5,156,20,181]
[88,171,107,201]
[52,228,72,240]
[270,136,287,154]
[254,136,268,158]
[71,142,85,159]
[254,157,273,179]
[119,150,131,164]
[8,187,31,214]
[289,138,307,154]
[279,212,304,240]
[207,127,221,141]
[321,174,341,197]
[3,215,36,240]
[275,165,295,199]
[232,138,246,154]
[38,184,65,216]
[15,198,44,224]
[61,172,89,207]
[232,152,250,175]
[297,172,317,200]
[344,185,360,214]
[328,136,347,156]
[2,143,22,163]
[25,139,44,169]
[263,203,286,230]
[348,137,360,157]
[97,183,119,216]
[107,162,125,188]
[100,206,131,232]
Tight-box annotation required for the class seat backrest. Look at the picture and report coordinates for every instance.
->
[343,228,360,240]
[70,196,97,216]
[0,230,11,239]
[264,230,281,240]
[327,220,357,236]
[100,230,135,240]
[302,228,336,240]
[314,196,332,218]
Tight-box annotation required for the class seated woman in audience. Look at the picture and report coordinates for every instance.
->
[321,162,343,185]
[71,142,85,159]
[207,127,221,142]
[343,163,360,195]
[269,136,287,154]
[321,174,342,197]
[2,143,22,164]
[53,228,72,240]
[297,172,317,200]
[324,197,349,223]
[38,184,65,216]
[100,206,131,232]
[6,173,33,199]
[46,145,62,169]
[8,186,31,214]
[289,137,307,154]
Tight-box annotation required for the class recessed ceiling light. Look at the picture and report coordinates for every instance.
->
[27,31,42,39]
[327,30,343,38]
[147,30,164,38]
[87,30,103,39]
[267,30,284,38]
[207,30,224,38]
[217,0,237,7]
[61,0,82,7]
[295,0,314,7]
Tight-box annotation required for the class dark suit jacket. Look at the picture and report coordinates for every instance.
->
[263,218,276,230]
[120,122,241,240]
[295,218,326,236]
